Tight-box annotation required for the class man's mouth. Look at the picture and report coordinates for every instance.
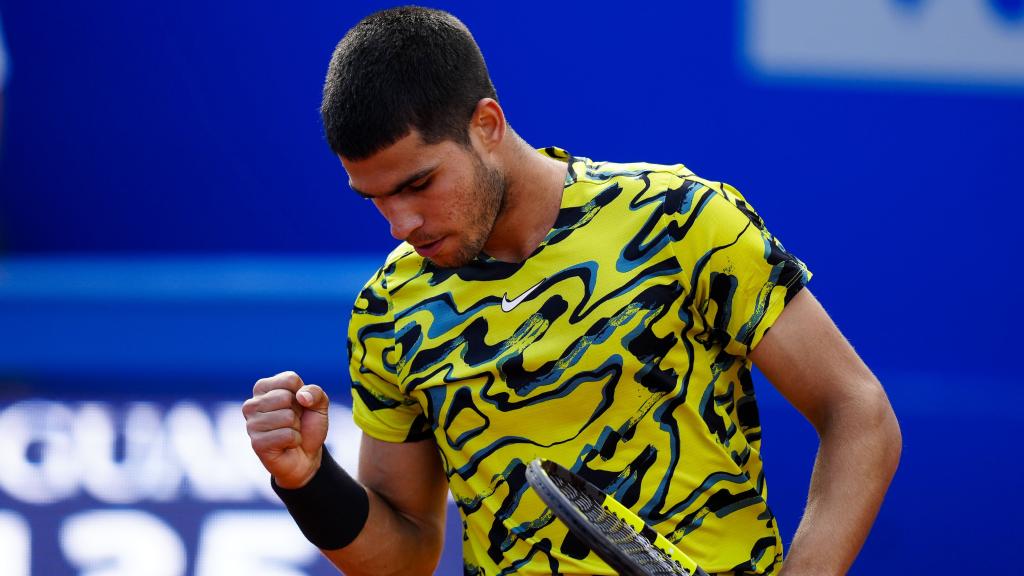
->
[414,237,444,258]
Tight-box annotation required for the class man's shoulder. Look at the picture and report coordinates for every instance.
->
[589,156,755,215]
[544,147,719,205]
[567,154,732,222]
[352,242,422,312]
[572,155,714,206]
[574,156,695,184]
[361,242,419,287]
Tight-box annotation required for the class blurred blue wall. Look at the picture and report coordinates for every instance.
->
[0,1,1021,574]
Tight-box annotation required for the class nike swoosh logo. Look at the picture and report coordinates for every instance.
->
[501,278,547,312]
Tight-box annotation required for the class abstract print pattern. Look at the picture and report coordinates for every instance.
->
[348,148,811,575]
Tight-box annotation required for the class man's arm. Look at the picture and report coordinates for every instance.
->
[320,434,449,576]
[749,289,901,576]
[243,372,448,576]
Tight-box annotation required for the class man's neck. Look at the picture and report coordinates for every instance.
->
[483,137,568,263]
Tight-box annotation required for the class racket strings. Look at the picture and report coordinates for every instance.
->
[551,474,691,576]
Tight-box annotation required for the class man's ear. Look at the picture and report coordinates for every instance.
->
[469,98,506,154]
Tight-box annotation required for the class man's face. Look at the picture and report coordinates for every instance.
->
[341,130,506,268]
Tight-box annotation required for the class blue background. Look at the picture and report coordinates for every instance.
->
[0,1,1022,574]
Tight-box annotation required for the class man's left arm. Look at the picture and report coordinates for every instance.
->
[749,288,901,576]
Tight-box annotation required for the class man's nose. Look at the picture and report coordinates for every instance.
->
[374,197,423,242]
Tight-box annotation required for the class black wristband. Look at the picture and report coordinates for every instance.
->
[271,446,370,550]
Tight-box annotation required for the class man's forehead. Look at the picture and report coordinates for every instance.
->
[341,130,424,169]
[340,131,443,195]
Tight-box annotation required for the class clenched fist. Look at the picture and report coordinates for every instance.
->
[242,371,330,489]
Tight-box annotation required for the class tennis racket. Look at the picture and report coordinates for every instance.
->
[526,458,710,576]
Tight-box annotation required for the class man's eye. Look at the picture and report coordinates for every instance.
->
[409,179,431,191]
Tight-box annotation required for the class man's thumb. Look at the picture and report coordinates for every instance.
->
[296,384,330,414]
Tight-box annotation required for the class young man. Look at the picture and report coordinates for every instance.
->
[243,7,901,575]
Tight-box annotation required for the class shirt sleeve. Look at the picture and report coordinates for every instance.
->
[348,265,431,443]
[668,179,812,358]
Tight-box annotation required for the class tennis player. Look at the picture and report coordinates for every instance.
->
[243,7,901,575]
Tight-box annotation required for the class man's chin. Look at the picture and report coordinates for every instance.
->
[426,254,474,269]
[425,244,481,269]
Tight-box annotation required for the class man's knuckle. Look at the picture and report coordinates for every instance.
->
[252,378,269,395]
[267,388,294,405]
[246,415,270,435]
[250,434,268,452]
[280,409,298,427]
[263,410,286,428]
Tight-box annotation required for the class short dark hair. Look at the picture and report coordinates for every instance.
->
[321,6,498,160]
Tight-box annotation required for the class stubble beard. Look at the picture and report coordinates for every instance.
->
[430,155,506,269]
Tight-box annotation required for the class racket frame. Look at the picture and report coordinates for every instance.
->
[526,458,709,576]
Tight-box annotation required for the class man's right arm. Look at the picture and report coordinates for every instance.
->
[243,371,448,576]
[321,434,449,576]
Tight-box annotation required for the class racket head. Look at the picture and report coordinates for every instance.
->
[526,458,707,576]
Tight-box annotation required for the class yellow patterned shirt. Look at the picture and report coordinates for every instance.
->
[348,148,811,575]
